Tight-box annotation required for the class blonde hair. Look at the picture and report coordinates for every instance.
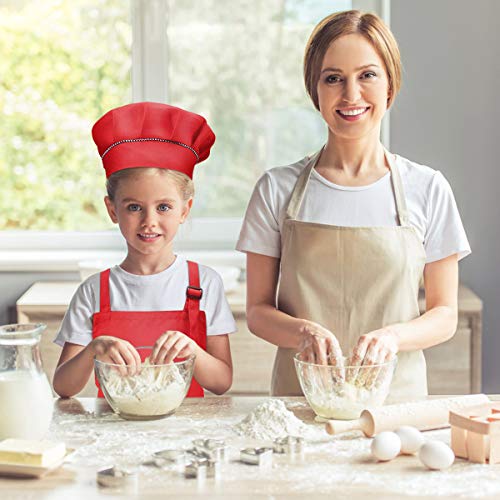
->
[304,10,401,110]
[106,167,194,202]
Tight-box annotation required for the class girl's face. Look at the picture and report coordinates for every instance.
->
[316,33,390,141]
[104,170,191,260]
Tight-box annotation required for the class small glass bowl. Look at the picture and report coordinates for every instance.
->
[95,347,194,420]
[294,354,397,420]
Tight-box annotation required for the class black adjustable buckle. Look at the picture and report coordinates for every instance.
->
[186,286,203,300]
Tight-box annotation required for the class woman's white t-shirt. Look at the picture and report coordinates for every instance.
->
[54,255,237,347]
[236,153,471,263]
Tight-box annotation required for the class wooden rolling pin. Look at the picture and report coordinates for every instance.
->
[325,394,489,437]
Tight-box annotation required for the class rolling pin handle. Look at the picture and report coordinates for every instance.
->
[325,418,363,435]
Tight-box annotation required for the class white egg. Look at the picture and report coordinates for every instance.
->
[418,441,455,470]
[371,431,401,461]
[395,426,424,455]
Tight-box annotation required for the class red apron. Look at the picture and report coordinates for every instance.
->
[92,260,206,398]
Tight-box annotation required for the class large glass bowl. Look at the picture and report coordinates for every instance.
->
[94,347,195,420]
[294,354,397,420]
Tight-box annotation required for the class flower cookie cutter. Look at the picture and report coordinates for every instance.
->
[96,466,138,490]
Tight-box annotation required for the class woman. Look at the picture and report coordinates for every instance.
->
[236,10,470,399]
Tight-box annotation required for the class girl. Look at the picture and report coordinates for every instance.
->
[238,10,470,399]
[53,102,235,398]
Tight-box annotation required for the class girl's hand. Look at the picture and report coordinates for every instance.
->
[150,330,198,364]
[297,320,343,368]
[90,336,141,375]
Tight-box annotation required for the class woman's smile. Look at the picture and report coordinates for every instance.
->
[336,106,371,121]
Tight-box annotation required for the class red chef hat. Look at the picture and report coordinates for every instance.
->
[91,102,215,178]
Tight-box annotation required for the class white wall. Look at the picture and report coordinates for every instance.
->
[390,0,500,391]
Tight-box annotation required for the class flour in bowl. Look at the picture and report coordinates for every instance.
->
[234,399,309,440]
[102,359,186,417]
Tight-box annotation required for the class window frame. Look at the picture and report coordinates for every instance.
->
[0,0,390,256]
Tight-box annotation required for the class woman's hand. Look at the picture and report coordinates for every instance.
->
[298,321,343,367]
[150,330,199,364]
[90,336,141,375]
[349,328,399,366]
[347,328,399,387]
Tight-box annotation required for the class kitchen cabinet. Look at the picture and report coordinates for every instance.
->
[16,282,482,396]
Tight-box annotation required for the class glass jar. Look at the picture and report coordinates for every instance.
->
[0,323,54,440]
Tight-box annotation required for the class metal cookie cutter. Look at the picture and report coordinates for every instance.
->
[183,457,220,479]
[240,447,273,467]
[273,436,305,455]
[149,448,189,467]
[192,438,228,461]
[184,459,207,479]
[96,466,138,490]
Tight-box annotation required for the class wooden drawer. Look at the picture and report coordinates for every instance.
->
[228,314,276,395]
[425,327,471,394]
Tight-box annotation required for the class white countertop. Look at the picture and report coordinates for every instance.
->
[1,396,500,499]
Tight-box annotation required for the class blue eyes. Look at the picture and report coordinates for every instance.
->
[325,72,376,84]
[126,204,171,212]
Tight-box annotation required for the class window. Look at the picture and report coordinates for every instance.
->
[0,0,132,232]
[0,0,388,252]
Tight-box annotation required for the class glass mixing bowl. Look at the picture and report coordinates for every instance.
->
[95,347,195,420]
[294,354,397,420]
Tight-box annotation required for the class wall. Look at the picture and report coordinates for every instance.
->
[390,0,500,391]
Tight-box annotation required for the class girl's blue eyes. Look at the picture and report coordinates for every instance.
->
[325,72,376,84]
[126,204,171,212]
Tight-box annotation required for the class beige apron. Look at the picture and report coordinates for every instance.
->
[271,149,428,400]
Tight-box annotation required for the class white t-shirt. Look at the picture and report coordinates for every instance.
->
[54,255,237,347]
[236,153,471,263]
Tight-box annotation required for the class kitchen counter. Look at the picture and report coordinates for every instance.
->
[1,396,500,499]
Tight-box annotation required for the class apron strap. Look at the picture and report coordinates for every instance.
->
[185,260,202,329]
[99,269,111,313]
[285,150,322,220]
[384,149,409,227]
[285,147,410,227]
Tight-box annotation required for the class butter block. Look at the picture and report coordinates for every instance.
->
[0,439,66,467]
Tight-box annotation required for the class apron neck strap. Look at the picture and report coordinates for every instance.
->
[285,147,409,227]
[385,149,409,226]
[99,269,111,313]
[285,150,322,220]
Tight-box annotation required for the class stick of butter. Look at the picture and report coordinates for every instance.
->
[0,439,66,467]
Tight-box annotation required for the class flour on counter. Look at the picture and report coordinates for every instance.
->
[234,399,311,440]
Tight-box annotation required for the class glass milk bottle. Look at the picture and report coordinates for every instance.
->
[0,323,54,440]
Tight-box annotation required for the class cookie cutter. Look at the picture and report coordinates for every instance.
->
[240,447,273,467]
[273,436,305,454]
[96,466,138,490]
[192,438,228,461]
[151,448,189,466]
[183,457,220,479]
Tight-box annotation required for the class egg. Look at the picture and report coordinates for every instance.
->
[418,441,455,470]
[395,426,424,455]
[371,431,401,461]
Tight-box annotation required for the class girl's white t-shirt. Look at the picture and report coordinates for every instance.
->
[54,255,237,347]
[236,153,471,263]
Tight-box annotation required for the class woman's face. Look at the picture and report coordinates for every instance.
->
[316,33,390,141]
